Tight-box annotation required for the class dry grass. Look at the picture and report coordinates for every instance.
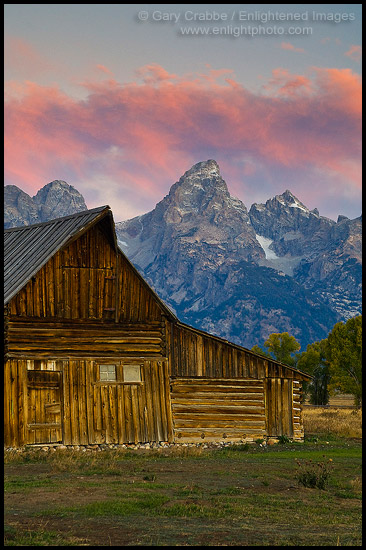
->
[328,394,356,407]
[303,407,362,438]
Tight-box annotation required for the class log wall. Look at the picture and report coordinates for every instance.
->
[171,378,266,442]
[7,319,166,359]
[293,381,304,441]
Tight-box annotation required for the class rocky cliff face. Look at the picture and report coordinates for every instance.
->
[116,160,264,286]
[4,185,42,228]
[294,215,362,319]
[4,180,87,228]
[249,191,362,320]
[115,160,359,349]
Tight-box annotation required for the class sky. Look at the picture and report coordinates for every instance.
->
[4,4,362,222]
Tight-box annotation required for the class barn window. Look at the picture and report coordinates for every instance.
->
[27,360,56,371]
[99,364,117,382]
[123,364,142,383]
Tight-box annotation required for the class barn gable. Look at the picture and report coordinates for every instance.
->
[4,206,311,448]
[5,206,113,305]
[4,205,174,323]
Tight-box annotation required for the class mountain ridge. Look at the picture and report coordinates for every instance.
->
[4,160,362,349]
[4,180,87,228]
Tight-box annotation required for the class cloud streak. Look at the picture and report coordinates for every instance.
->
[280,42,305,53]
[4,64,362,220]
[344,45,362,62]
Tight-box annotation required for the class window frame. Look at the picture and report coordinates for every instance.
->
[98,363,117,382]
[122,363,142,383]
[94,360,144,385]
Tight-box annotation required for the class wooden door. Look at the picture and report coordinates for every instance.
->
[265,378,294,438]
[26,370,63,444]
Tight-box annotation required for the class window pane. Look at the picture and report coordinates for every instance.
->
[99,364,116,381]
[123,365,141,383]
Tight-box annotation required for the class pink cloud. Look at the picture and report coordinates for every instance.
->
[280,42,305,53]
[344,45,362,62]
[4,64,362,220]
[4,36,53,77]
[96,64,114,76]
[264,68,313,98]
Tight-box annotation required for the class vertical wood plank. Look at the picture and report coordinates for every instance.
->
[78,361,88,445]
[143,362,154,441]
[130,385,139,443]
[116,384,126,444]
[108,385,118,443]
[85,360,95,444]
[17,360,25,447]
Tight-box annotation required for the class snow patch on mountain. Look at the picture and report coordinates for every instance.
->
[289,201,308,212]
[255,234,303,276]
[255,234,279,260]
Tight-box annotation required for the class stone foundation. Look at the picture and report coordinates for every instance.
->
[4,438,284,453]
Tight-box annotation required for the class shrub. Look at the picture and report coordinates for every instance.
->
[295,457,334,489]
[278,435,291,444]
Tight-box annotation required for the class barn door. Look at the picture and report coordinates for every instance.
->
[26,370,63,444]
[265,378,294,438]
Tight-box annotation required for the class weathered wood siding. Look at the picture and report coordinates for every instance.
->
[171,378,266,442]
[265,378,294,438]
[170,323,305,381]
[4,359,174,447]
[7,319,166,359]
[4,359,26,447]
[171,324,267,378]
[293,381,304,441]
[26,369,62,445]
[62,359,173,445]
[8,224,163,323]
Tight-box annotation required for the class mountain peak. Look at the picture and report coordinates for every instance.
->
[4,180,88,228]
[33,179,83,200]
[184,159,220,179]
[166,159,229,208]
[173,159,224,193]
[275,190,308,211]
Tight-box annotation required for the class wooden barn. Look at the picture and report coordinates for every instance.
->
[4,206,311,448]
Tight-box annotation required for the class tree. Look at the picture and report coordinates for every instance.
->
[251,344,272,359]
[297,340,330,405]
[326,315,362,407]
[263,332,301,366]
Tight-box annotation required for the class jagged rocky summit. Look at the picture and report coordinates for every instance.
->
[115,160,361,349]
[4,161,362,350]
[4,180,87,228]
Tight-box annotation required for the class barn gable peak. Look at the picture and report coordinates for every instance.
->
[4,206,113,304]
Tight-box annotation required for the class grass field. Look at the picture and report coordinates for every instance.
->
[4,407,362,546]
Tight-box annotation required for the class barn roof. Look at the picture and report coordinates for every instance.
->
[4,206,114,304]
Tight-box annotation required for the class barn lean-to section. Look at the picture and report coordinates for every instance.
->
[169,323,306,443]
[4,206,311,448]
